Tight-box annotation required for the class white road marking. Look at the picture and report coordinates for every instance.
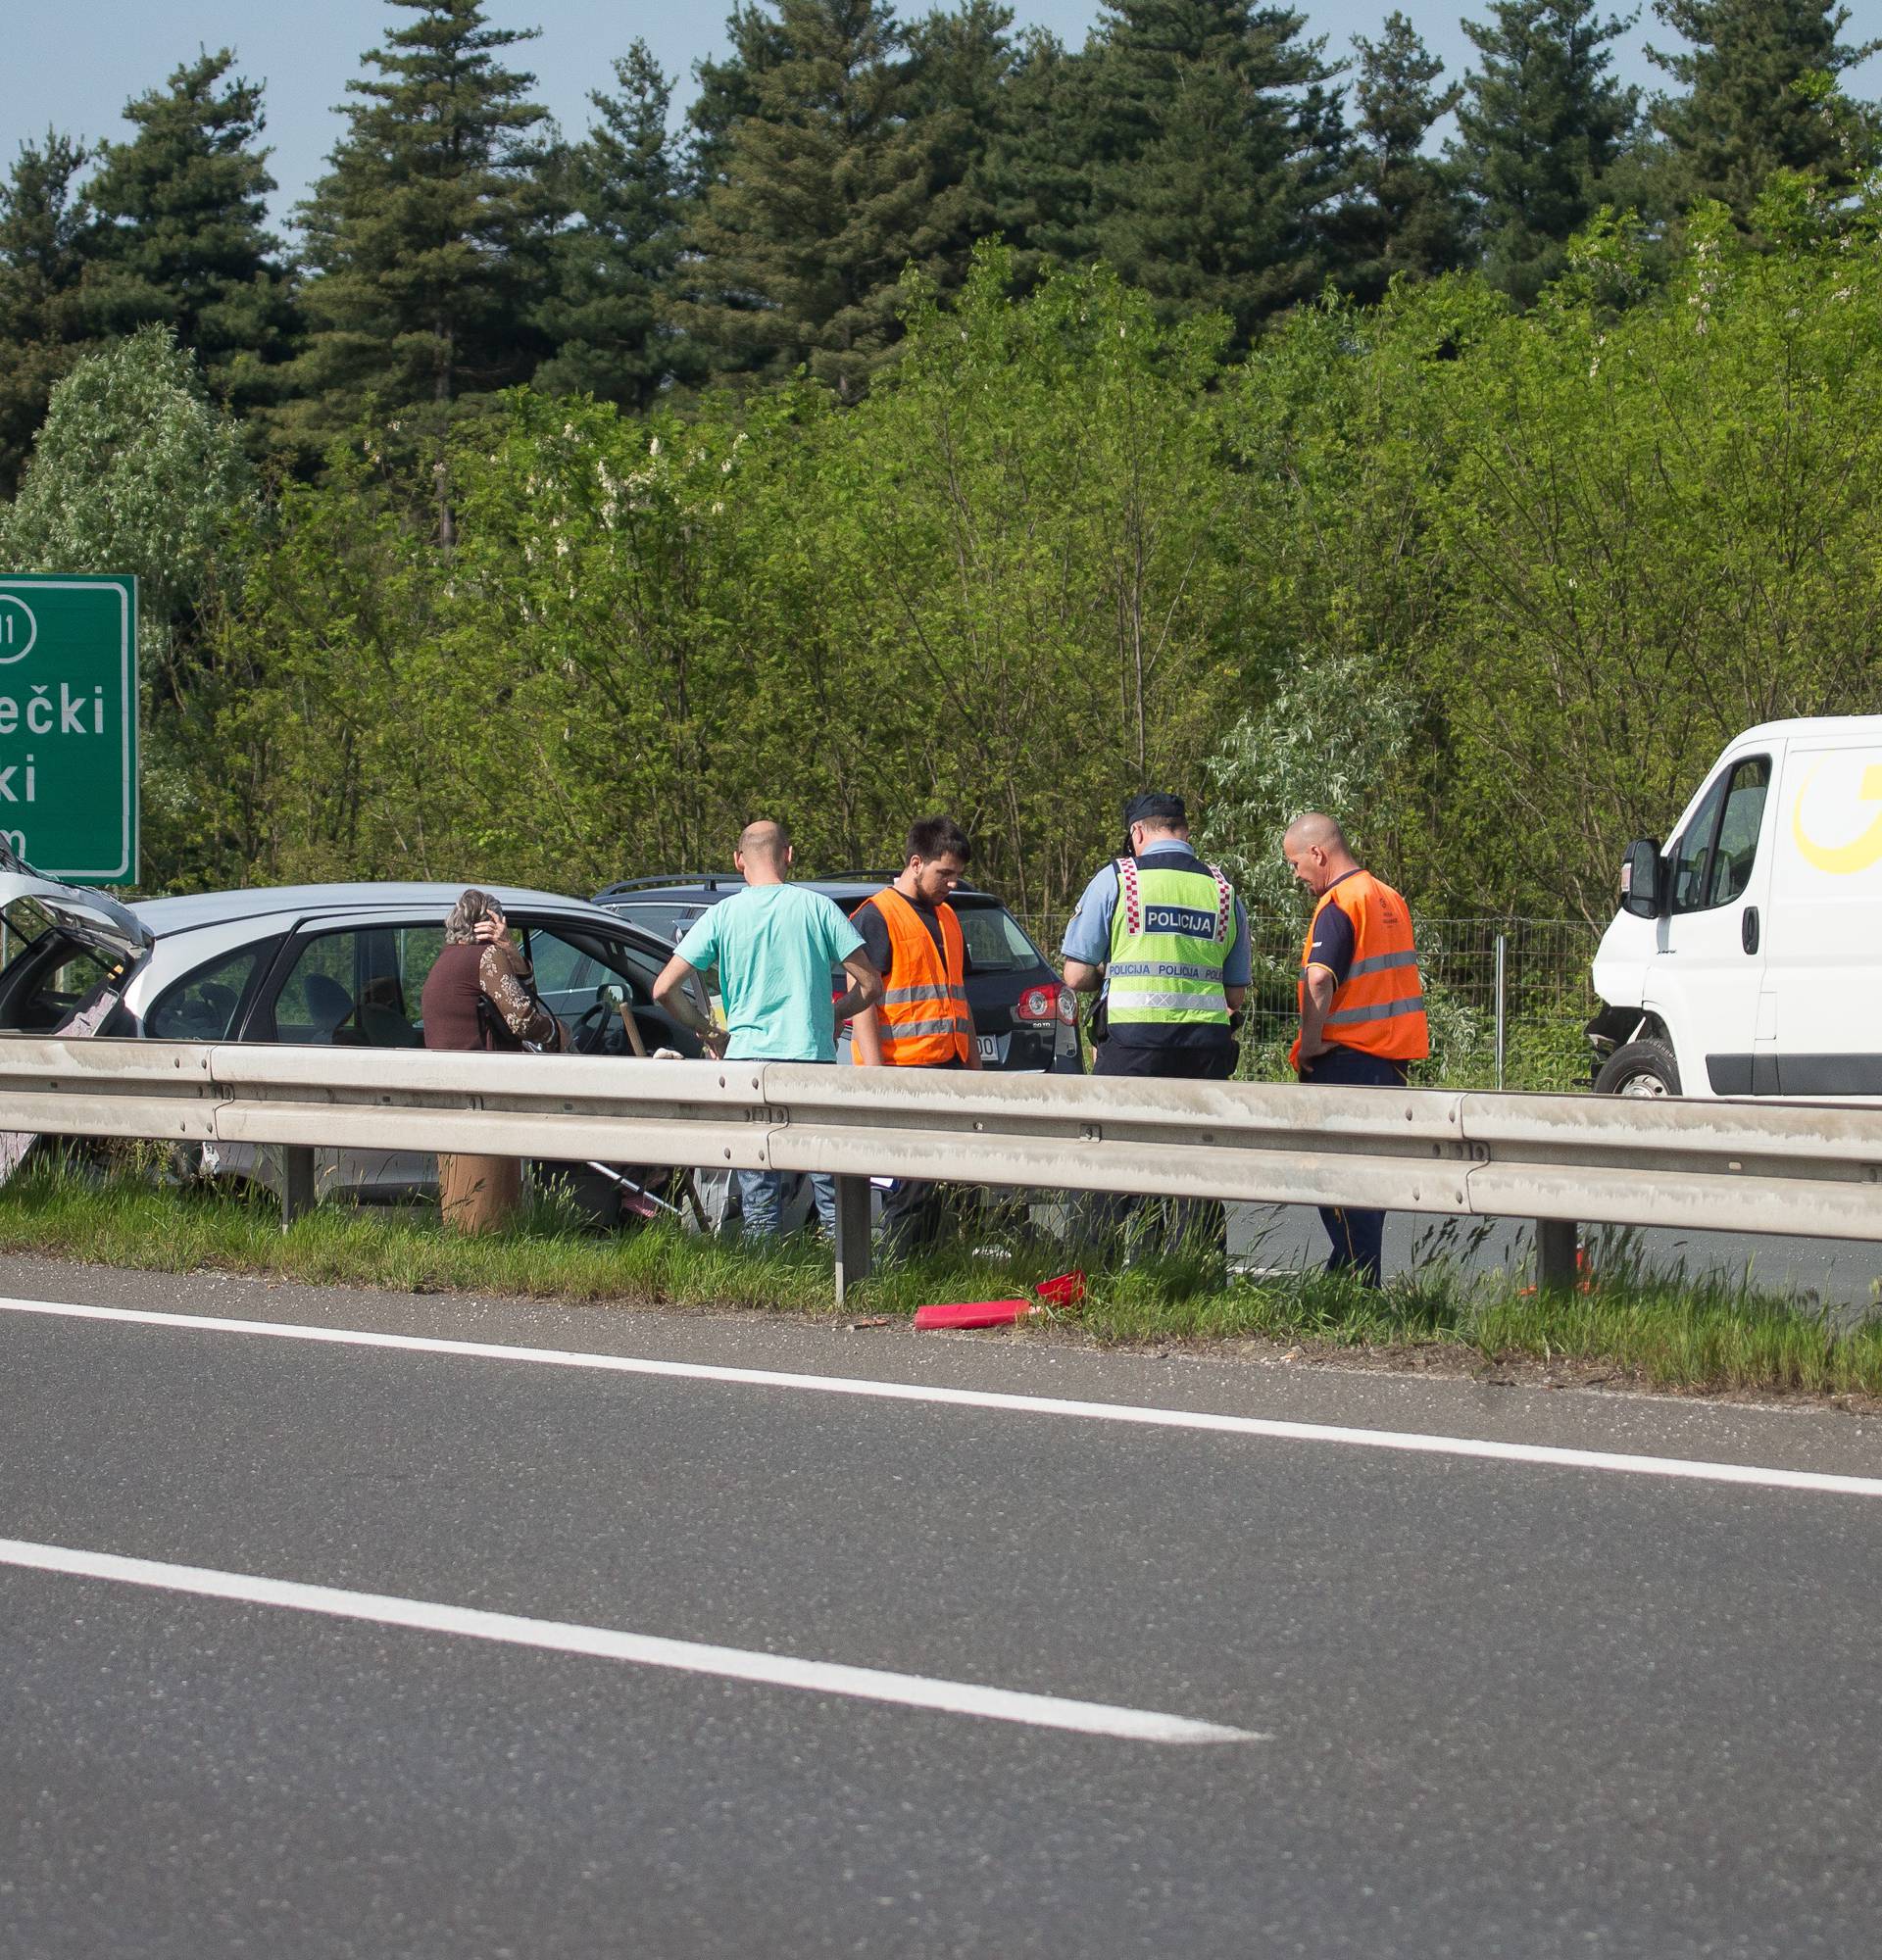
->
[3,1294,1880,1499]
[0,1536,1257,1745]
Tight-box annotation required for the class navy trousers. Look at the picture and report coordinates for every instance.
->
[1298,1046,1409,1287]
[1078,1038,1238,1260]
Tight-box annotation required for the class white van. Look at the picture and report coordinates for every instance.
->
[1589,715,1882,1099]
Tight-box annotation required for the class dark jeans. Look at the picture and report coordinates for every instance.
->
[1299,1046,1409,1287]
[876,1056,965,1260]
[1076,1038,1237,1262]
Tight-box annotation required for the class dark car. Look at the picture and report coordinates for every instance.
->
[592,873,1082,1073]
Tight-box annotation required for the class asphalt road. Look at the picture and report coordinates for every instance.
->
[6,1256,1882,1958]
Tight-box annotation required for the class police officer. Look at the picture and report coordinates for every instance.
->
[1283,811,1429,1287]
[1062,791,1251,1255]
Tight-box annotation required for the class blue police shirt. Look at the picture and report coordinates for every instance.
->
[1062,843,1251,1048]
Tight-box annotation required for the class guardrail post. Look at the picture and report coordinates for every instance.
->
[1534,1218,1578,1293]
[279,1146,316,1230]
[832,1175,871,1308]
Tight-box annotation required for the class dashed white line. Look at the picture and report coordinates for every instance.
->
[3,1294,1880,1498]
[0,1536,1258,1744]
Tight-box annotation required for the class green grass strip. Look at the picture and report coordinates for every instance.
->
[3,1160,1879,1399]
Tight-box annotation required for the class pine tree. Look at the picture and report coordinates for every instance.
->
[686,1,796,191]
[1647,0,1879,220]
[1079,0,1350,346]
[672,0,969,400]
[1330,13,1468,300]
[534,42,700,409]
[82,50,297,418]
[907,1,1018,268]
[0,131,96,496]
[1452,0,1639,303]
[973,29,1101,284]
[285,0,558,466]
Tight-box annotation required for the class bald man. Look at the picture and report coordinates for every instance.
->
[1283,813,1429,1287]
[654,818,883,1239]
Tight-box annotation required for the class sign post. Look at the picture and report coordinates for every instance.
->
[0,575,138,885]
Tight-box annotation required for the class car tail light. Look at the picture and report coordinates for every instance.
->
[1056,986,1077,1027]
[1015,984,1058,1022]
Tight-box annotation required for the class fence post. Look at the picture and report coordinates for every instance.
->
[279,1146,316,1230]
[832,1174,872,1309]
[1534,1218,1578,1293]
[1494,932,1508,1092]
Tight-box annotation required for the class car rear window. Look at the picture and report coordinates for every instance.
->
[608,901,714,949]
[0,901,127,1033]
[956,904,1044,974]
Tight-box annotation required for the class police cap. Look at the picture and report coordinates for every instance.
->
[1122,790,1188,830]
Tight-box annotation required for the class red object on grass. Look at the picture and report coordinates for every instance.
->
[913,1298,1034,1331]
[1033,1269,1086,1308]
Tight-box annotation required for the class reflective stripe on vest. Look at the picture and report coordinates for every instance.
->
[1108,857,1235,1027]
[1291,870,1429,1067]
[858,887,972,1066]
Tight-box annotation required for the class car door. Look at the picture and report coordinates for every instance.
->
[245,915,447,1199]
[1658,752,1774,1095]
[519,917,707,1055]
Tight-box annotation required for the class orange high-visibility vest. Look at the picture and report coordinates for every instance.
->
[858,887,973,1066]
[1291,870,1428,1068]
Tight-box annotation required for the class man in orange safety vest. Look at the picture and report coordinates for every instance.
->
[851,815,981,1254]
[1285,811,1428,1288]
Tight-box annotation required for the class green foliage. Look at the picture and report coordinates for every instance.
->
[1415,209,1882,914]
[82,50,297,423]
[672,0,974,398]
[0,328,258,887]
[1452,0,1640,303]
[771,251,1259,907]
[1332,12,1470,299]
[283,0,559,469]
[1646,0,1881,224]
[1049,0,1353,347]
[0,327,253,654]
[19,166,1867,939]
[0,130,96,497]
[532,42,702,411]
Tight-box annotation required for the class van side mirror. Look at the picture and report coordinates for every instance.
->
[1619,839,1663,918]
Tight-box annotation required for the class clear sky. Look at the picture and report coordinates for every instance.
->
[4,1,1878,234]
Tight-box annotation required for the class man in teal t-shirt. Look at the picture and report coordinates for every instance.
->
[654,819,883,1235]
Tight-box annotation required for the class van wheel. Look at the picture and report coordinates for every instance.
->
[1594,1038,1681,1098]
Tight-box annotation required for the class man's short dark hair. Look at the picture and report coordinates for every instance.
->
[907,815,971,864]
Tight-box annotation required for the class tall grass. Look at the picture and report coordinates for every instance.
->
[4,1159,1878,1398]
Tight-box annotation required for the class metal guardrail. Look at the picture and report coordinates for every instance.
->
[6,1037,1882,1303]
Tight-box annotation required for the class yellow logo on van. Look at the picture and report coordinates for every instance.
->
[1792,760,1882,875]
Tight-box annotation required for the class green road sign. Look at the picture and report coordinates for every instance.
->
[0,575,138,885]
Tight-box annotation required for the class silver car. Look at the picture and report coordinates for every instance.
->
[0,872,713,1203]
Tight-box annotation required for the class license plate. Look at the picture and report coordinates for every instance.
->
[977,1034,1007,1064]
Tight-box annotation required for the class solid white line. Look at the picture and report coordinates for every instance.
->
[0,1536,1256,1745]
[2,1294,1879,1499]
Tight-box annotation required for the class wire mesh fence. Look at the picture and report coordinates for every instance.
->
[1015,912,1605,1094]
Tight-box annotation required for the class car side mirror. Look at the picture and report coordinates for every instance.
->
[598,982,626,1008]
[1619,839,1663,919]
